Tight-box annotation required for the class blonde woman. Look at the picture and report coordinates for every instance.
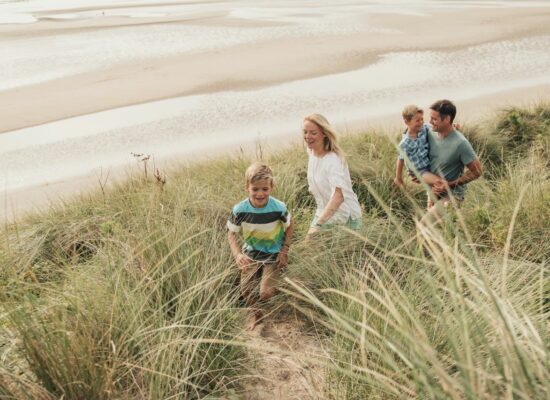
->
[303,114,362,238]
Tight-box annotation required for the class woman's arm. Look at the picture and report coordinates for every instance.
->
[307,187,344,236]
[317,187,344,225]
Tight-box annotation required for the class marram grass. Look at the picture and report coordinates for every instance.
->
[1,103,549,399]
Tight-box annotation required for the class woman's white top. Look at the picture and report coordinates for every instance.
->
[307,151,362,224]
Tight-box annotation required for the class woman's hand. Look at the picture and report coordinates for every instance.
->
[308,226,321,235]
[305,226,320,243]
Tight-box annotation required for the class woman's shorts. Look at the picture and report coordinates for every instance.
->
[311,215,362,230]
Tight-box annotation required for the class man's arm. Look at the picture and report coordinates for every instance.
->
[432,158,482,196]
[449,158,483,188]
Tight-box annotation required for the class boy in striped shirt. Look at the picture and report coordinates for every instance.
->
[227,162,293,329]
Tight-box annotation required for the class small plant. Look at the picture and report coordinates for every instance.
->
[131,152,151,178]
[131,153,166,190]
[154,167,166,189]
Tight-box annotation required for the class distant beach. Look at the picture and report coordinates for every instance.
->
[2,0,550,218]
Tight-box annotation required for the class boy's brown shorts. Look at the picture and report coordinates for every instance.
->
[240,261,280,304]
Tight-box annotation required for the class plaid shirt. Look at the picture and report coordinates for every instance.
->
[398,124,431,172]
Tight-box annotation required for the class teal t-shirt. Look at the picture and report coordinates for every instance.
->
[226,196,291,261]
[428,129,477,199]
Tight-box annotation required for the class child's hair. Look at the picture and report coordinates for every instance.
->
[245,162,273,186]
[303,113,345,158]
[402,105,423,122]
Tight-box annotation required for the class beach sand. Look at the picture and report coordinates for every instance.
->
[2,1,550,221]
[2,6,550,133]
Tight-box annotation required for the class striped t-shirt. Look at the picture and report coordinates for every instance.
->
[227,196,291,261]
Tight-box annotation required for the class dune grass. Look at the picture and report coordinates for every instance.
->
[1,103,548,399]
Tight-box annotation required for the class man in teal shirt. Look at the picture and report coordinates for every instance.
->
[427,99,483,206]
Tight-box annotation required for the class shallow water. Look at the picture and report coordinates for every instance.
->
[1,0,546,90]
[1,0,550,191]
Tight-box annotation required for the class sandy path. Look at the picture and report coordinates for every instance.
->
[239,311,326,399]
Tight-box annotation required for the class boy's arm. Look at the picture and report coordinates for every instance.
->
[394,159,405,187]
[228,231,250,268]
[277,219,294,269]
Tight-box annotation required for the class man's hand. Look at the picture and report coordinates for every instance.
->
[432,180,448,196]
[433,176,445,187]
[235,253,251,269]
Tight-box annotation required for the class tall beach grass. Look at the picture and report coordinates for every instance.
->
[1,103,548,399]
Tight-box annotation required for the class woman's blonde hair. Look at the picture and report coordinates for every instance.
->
[303,113,345,158]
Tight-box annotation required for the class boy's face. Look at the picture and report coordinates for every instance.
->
[246,178,273,208]
[404,112,424,133]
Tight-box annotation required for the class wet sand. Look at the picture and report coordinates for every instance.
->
[2,6,550,133]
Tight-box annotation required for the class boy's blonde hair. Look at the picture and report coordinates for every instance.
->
[303,113,345,158]
[402,105,423,122]
[245,162,273,186]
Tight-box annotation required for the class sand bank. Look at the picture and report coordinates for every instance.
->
[2,5,550,133]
